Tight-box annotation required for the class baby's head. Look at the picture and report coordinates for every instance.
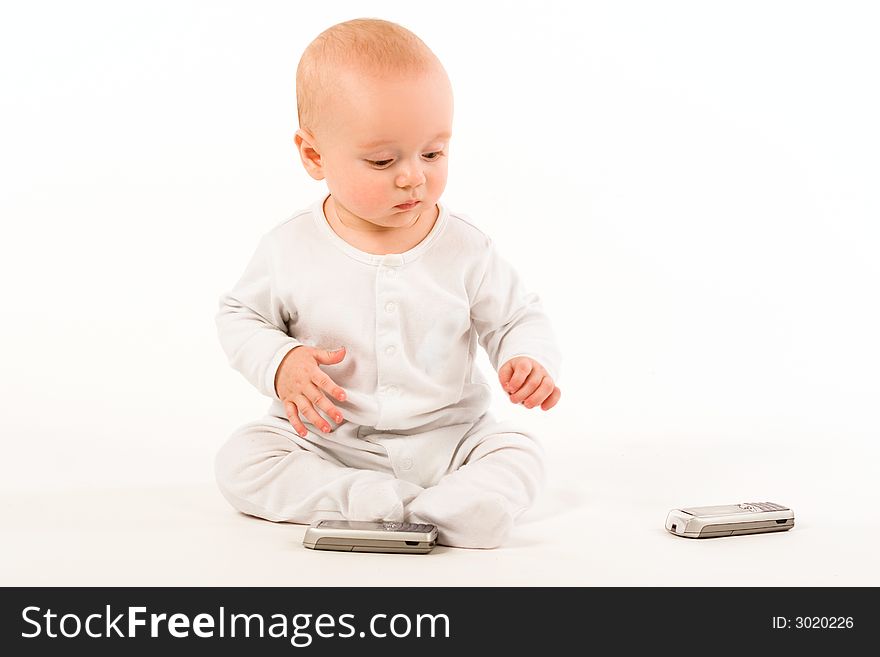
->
[294,19,453,230]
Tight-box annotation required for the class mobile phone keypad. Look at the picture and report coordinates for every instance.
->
[739,502,789,512]
[382,522,433,532]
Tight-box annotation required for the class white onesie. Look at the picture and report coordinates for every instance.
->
[214,195,562,548]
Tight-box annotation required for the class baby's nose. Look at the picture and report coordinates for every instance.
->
[396,164,426,188]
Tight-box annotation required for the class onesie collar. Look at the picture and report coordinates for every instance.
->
[310,194,448,266]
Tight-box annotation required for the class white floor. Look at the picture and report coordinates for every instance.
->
[3,435,877,587]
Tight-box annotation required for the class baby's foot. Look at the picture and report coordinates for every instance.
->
[406,486,514,549]
[348,476,423,523]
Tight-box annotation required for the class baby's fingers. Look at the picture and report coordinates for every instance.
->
[509,369,543,404]
[498,361,514,389]
[306,383,344,427]
[540,386,562,411]
[293,394,333,434]
[503,359,533,394]
[313,370,347,403]
[522,377,555,409]
[284,400,308,438]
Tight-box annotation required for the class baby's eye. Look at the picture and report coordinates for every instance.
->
[367,159,394,168]
[422,151,443,160]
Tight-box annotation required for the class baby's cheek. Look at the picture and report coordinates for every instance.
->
[349,183,388,214]
[426,162,448,198]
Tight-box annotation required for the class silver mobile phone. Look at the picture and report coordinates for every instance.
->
[303,520,438,553]
[665,502,794,538]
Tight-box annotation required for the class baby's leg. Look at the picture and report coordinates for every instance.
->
[405,419,544,549]
[215,416,423,524]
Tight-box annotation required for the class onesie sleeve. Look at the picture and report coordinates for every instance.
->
[469,240,562,381]
[215,233,302,399]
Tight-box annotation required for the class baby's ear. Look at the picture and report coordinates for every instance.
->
[294,129,325,180]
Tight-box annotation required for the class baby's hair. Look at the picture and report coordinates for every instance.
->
[296,18,442,135]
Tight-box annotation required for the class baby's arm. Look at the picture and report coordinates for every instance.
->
[215,234,346,430]
[470,240,562,411]
[216,234,303,398]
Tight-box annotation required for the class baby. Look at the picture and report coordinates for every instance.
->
[214,18,562,549]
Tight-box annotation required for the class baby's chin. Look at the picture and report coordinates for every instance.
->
[370,207,425,228]
[371,218,417,231]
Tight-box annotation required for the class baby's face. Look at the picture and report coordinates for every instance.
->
[306,66,453,230]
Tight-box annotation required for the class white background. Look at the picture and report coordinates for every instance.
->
[1,0,878,516]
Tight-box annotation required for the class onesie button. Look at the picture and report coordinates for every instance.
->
[385,345,396,356]
[384,302,396,313]
[386,385,399,395]
[400,457,413,471]
[384,268,396,277]
[382,254,404,268]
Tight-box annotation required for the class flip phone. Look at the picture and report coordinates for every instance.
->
[303,520,438,553]
[665,502,794,538]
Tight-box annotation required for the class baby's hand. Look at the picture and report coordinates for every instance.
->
[498,357,561,411]
[275,346,348,437]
